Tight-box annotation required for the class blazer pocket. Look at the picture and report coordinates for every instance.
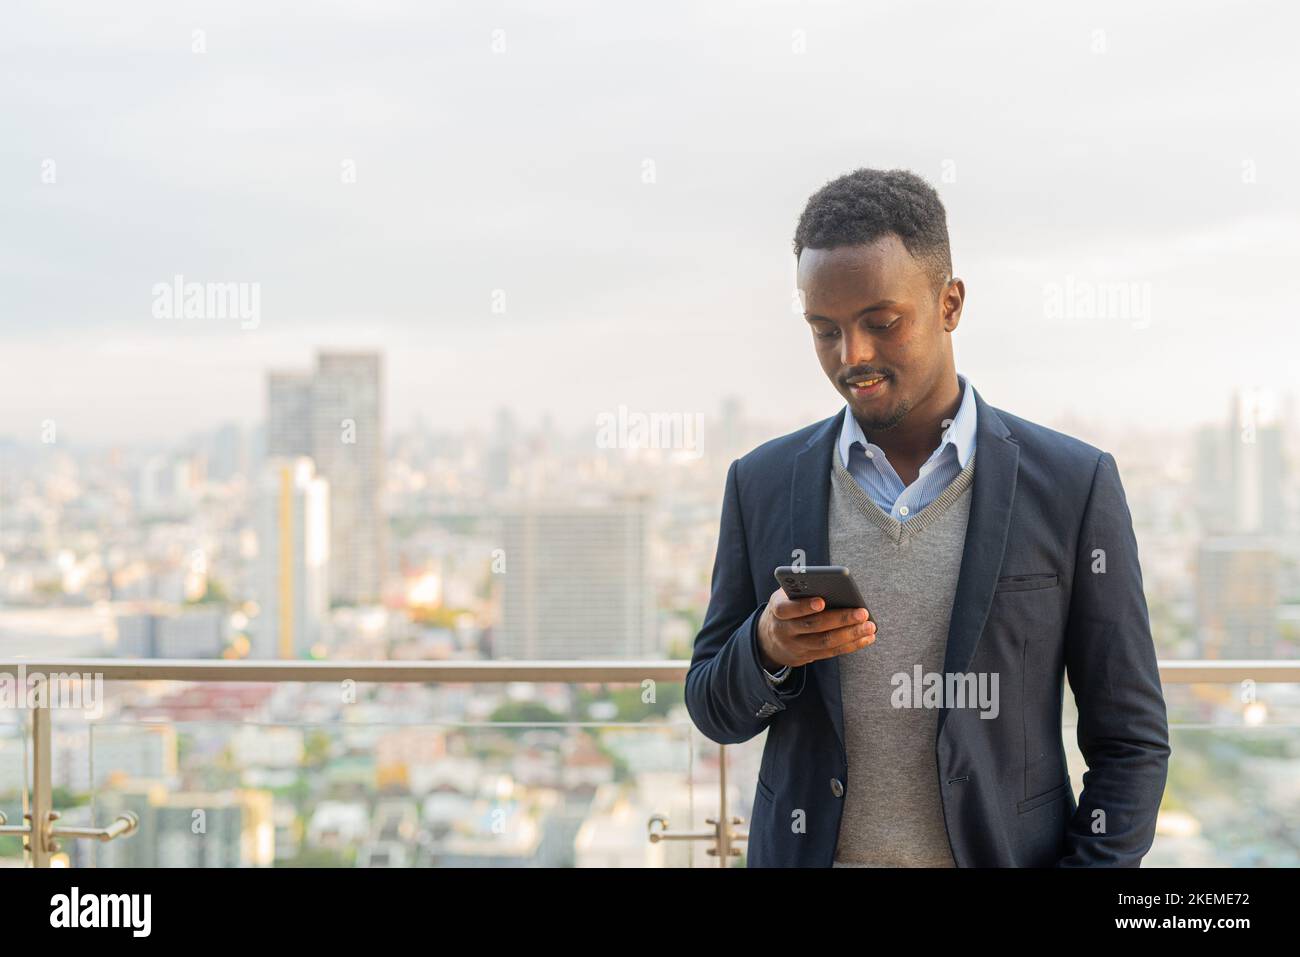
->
[1017,779,1071,814]
[995,572,1059,594]
[755,775,776,803]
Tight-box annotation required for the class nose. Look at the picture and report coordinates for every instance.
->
[840,324,877,369]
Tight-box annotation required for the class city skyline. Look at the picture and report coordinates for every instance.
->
[2,344,1296,451]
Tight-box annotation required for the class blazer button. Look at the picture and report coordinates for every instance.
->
[830,778,844,798]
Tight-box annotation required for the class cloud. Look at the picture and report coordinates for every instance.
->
[1,0,1297,441]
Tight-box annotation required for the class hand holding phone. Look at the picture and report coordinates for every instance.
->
[757,565,876,671]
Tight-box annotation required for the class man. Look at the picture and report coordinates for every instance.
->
[685,168,1170,867]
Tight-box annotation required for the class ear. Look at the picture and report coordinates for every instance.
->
[941,278,965,332]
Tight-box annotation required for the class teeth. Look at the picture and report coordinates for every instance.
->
[851,377,884,387]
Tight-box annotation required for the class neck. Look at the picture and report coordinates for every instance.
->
[859,371,962,471]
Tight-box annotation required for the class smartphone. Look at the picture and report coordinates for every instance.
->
[774,565,868,610]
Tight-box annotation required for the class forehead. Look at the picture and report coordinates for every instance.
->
[797,235,925,315]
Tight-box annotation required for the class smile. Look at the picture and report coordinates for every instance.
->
[847,375,889,396]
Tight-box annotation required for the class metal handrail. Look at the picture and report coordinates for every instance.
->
[0,657,1296,683]
[0,659,689,683]
[1152,660,1300,683]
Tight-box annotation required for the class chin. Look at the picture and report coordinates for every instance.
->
[848,396,907,432]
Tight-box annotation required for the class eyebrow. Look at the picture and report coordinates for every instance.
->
[805,300,899,321]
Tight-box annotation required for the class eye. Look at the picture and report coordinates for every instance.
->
[866,318,899,332]
[813,325,840,340]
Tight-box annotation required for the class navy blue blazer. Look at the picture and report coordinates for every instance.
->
[685,386,1170,867]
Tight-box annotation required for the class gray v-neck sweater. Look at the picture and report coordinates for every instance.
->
[828,442,976,867]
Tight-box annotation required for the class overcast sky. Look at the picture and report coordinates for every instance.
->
[2,0,1297,445]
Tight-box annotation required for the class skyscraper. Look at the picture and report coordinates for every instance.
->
[255,457,330,658]
[1227,390,1286,534]
[485,406,517,495]
[208,422,248,483]
[1195,537,1279,659]
[266,351,386,604]
[266,372,313,458]
[1194,391,1288,536]
[498,501,655,659]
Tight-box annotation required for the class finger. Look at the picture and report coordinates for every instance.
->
[784,620,875,661]
[829,633,877,658]
[770,593,826,620]
[801,625,877,662]
[791,606,870,633]
[814,620,876,650]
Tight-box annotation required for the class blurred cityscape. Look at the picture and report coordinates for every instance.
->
[1,350,1297,866]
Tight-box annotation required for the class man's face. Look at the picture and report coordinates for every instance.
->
[797,234,960,431]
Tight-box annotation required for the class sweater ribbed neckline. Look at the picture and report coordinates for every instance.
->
[830,444,976,545]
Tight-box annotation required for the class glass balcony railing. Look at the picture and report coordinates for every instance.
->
[67,719,709,868]
[1,659,1297,867]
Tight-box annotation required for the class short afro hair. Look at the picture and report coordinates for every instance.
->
[793,168,952,291]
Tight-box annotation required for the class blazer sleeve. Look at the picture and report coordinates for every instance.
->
[685,458,807,745]
[1058,451,1171,866]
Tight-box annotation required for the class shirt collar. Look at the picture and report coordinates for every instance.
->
[837,373,978,471]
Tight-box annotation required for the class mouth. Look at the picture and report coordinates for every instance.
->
[844,373,890,398]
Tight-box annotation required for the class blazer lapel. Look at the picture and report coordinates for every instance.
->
[790,410,848,759]
[938,386,1019,734]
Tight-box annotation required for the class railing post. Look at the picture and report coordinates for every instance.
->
[715,743,730,865]
[30,701,52,868]
[649,742,747,865]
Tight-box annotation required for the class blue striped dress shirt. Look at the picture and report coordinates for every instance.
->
[836,372,978,522]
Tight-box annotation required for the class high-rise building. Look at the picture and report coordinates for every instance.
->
[1195,536,1279,659]
[266,352,385,604]
[207,422,248,483]
[1194,392,1287,535]
[311,352,385,602]
[717,394,746,465]
[1193,424,1232,535]
[485,406,517,494]
[266,372,314,458]
[498,501,655,659]
[1226,391,1286,534]
[255,458,330,658]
